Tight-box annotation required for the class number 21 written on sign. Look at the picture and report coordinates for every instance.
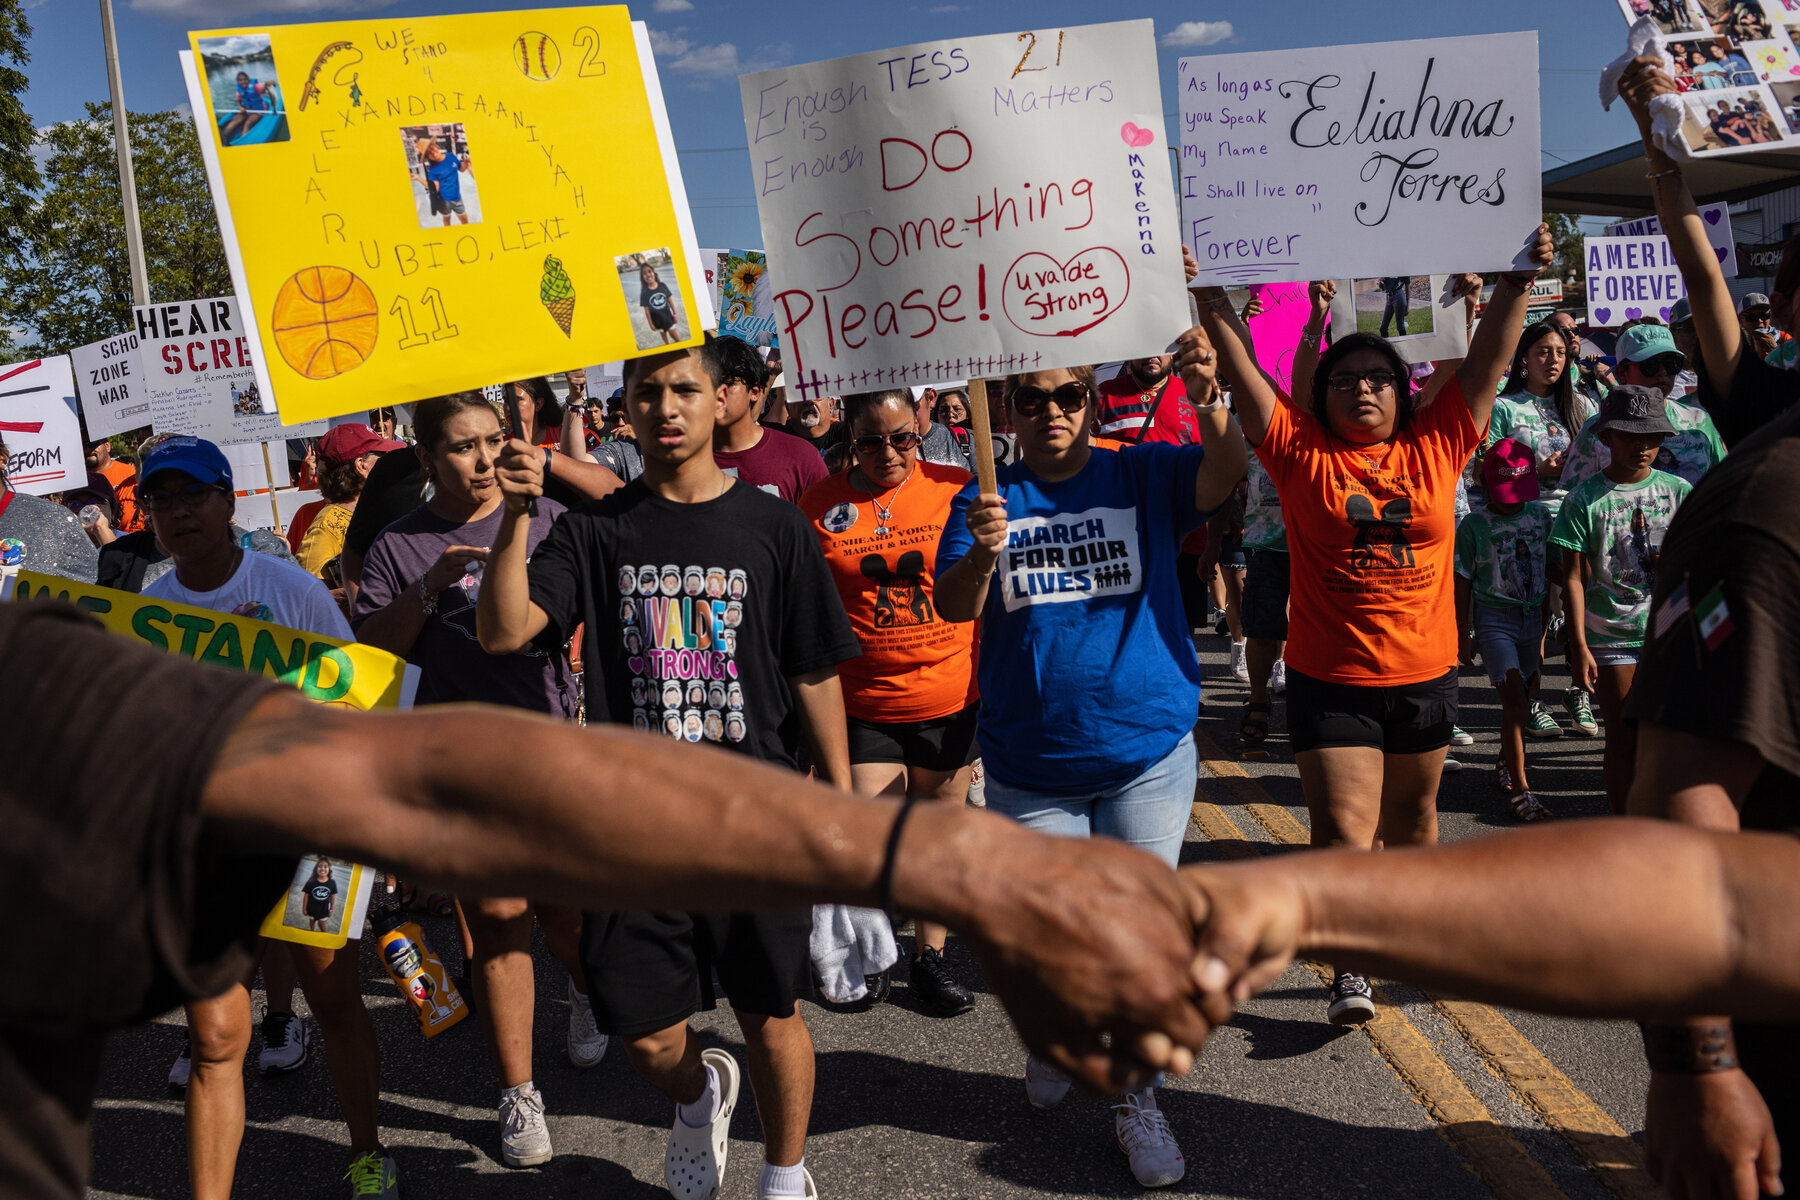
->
[1013,30,1064,78]
[389,288,459,349]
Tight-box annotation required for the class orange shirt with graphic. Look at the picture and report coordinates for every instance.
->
[1257,378,1485,686]
[799,460,978,722]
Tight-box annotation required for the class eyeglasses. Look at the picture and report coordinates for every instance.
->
[142,482,227,511]
[852,430,921,455]
[1631,355,1684,377]
[1010,381,1091,418]
[1327,370,1397,394]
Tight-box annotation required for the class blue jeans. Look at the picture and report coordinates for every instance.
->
[1472,601,1543,686]
[982,733,1197,869]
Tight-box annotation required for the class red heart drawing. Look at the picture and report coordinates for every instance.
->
[1002,248,1132,338]
[1120,121,1155,148]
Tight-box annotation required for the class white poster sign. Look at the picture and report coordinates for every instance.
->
[740,20,1188,400]
[1605,202,1737,276]
[134,296,326,447]
[1583,234,1687,328]
[1179,32,1542,285]
[0,357,84,497]
[1329,275,1470,365]
[71,331,149,440]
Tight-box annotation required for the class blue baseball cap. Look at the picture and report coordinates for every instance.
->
[1615,323,1684,364]
[140,435,232,489]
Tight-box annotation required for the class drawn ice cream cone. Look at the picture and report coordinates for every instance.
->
[540,254,576,337]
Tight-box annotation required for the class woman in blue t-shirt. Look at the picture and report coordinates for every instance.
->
[934,336,1245,1189]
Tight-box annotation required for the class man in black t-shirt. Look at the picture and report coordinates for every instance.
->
[1623,401,1800,1200]
[480,345,859,1200]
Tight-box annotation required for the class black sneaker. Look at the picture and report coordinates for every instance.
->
[1327,972,1376,1026]
[859,968,892,1009]
[910,946,975,1017]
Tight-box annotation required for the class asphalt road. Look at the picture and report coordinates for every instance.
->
[88,634,1647,1200]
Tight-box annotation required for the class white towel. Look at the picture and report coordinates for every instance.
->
[809,904,899,1004]
[1598,17,1690,161]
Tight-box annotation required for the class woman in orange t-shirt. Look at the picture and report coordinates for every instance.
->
[1192,225,1555,1027]
[799,388,979,1017]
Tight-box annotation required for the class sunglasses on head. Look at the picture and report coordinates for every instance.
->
[852,430,920,455]
[1010,381,1090,418]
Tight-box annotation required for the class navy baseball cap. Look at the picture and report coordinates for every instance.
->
[140,435,233,489]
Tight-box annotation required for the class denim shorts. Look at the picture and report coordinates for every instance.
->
[1591,646,1641,667]
[982,732,1196,869]
[1472,601,1543,686]
[1242,548,1290,641]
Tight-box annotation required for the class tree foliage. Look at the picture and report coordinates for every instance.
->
[1,104,232,358]
[1546,212,1585,286]
[0,0,39,261]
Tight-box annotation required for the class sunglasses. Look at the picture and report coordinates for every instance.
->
[852,430,921,455]
[142,482,227,511]
[1010,381,1091,418]
[1327,370,1397,394]
[1631,355,1685,377]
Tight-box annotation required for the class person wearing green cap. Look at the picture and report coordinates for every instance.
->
[1558,323,1726,495]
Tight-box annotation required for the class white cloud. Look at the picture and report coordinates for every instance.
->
[648,28,691,57]
[647,27,782,84]
[130,0,402,16]
[1159,21,1233,49]
[653,0,696,10]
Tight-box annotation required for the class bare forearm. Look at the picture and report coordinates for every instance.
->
[1289,318,1325,406]
[1652,173,1742,392]
[1460,277,1529,410]
[547,453,622,501]
[474,508,539,653]
[933,552,995,622]
[1194,407,1247,514]
[792,669,853,791]
[1197,299,1276,445]
[1297,821,1800,1019]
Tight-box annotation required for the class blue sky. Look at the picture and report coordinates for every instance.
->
[22,1,1640,245]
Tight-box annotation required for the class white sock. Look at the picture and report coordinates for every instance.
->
[677,1063,720,1127]
[759,1158,807,1197]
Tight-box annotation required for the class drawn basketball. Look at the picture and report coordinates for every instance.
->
[270,266,379,380]
[514,32,560,81]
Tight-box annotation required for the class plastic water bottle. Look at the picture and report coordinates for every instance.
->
[373,908,468,1037]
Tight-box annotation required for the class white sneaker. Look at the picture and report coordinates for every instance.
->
[1269,658,1287,695]
[758,1166,818,1199]
[1228,640,1249,683]
[665,1048,741,1199]
[1114,1090,1185,1187]
[258,1013,309,1074]
[566,976,608,1068]
[1440,755,1463,774]
[499,1082,553,1168]
[168,1042,191,1088]
[1024,1054,1072,1109]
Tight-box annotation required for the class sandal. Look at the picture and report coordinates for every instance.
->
[1240,701,1272,745]
[425,892,456,918]
[1508,790,1552,823]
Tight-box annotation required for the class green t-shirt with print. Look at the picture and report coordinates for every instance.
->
[1453,501,1556,609]
[1558,396,1726,493]
[1549,470,1692,649]
[1242,452,1286,552]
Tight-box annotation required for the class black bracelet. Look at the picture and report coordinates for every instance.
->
[1640,1021,1739,1073]
[876,795,920,916]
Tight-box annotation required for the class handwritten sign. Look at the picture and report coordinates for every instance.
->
[739,20,1189,401]
[1605,203,1736,276]
[0,357,84,497]
[1584,235,1686,328]
[1244,283,1312,397]
[135,296,328,446]
[1179,33,1541,285]
[71,331,150,440]
[181,8,712,427]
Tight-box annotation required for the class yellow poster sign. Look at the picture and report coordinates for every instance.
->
[183,7,709,425]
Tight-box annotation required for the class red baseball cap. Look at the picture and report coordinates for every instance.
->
[1481,438,1540,505]
[318,423,405,467]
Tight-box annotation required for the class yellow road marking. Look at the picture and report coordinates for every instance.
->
[1191,794,1566,1199]
[1192,731,1652,1197]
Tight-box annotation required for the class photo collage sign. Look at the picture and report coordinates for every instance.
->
[1616,0,1800,156]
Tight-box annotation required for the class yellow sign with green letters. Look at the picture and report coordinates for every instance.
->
[184,6,709,425]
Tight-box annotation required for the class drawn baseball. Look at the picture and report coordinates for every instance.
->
[514,32,561,81]
[270,265,379,379]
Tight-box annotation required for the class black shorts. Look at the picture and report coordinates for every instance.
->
[846,702,979,772]
[1242,548,1290,641]
[1286,666,1458,755]
[579,908,812,1038]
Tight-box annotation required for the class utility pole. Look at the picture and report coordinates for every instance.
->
[98,0,149,307]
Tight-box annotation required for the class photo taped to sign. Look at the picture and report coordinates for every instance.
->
[739,20,1189,402]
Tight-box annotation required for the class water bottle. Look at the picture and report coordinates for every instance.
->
[373,908,468,1037]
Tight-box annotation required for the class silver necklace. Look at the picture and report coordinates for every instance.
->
[864,467,912,536]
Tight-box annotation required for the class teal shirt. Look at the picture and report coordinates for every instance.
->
[1549,470,1691,649]
[1454,502,1556,609]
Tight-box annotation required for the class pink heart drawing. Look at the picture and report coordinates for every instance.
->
[1660,306,1672,320]
[1625,306,1643,320]
[1790,65,1800,75]
[1715,246,1729,262]
[1594,306,1612,324]
[1705,209,1723,225]
[1003,247,1132,338]
[1120,122,1155,148]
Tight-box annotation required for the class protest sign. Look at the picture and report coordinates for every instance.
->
[709,249,778,347]
[0,357,85,497]
[1178,33,1541,286]
[1327,274,1470,364]
[739,20,1189,401]
[1583,234,1686,327]
[1605,202,1736,275]
[1736,239,1786,278]
[1244,283,1312,397]
[136,296,328,446]
[181,8,712,427]
[71,331,150,440]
